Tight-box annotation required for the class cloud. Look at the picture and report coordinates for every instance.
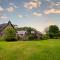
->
[6,6,15,13]
[46,0,50,2]
[0,16,8,19]
[9,3,18,8]
[0,5,16,13]
[47,1,60,9]
[45,1,60,14]
[33,12,42,16]
[9,3,14,5]
[0,6,4,12]
[14,5,18,8]
[6,3,18,13]
[0,3,18,13]
[55,2,60,6]
[18,14,23,18]
[44,9,60,14]
[24,0,41,9]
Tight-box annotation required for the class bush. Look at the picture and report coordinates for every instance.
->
[42,34,49,40]
[4,28,17,41]
[28,34,38,40]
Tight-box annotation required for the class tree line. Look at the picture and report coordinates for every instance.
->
[0,25,60,41]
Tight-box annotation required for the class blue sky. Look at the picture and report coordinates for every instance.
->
[0,0,60,32]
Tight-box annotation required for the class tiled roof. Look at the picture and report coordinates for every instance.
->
[0,21,15,32]
[0,23,8,31]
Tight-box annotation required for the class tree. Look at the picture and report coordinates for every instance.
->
[27,34,38,40]
[16,27,36,35]
[4,28,17,41]
[47,25,59,39]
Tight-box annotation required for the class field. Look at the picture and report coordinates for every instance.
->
[0,39,60,60]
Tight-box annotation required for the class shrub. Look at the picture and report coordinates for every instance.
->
[28,34,38,40]
[4,28,17,41]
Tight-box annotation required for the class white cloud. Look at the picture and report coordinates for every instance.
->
[33,12,42,16]
[55,2,60,6]
[9,3,14,5]
[46,0,50,2]
[6,6,15,13]
[44,9,60,14]
[14,5,18,8]
[18,14,23,18]
[0,6,4,12]
[9,3,18,8]
[0,3,18,13]
[0,16,8,19]
[24,0,41,9]
[47,1,60,9]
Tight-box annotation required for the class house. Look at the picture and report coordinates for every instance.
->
[17,31,27,36]
[16,30,27,40]
[0,21,27,40]
[0,21,15,36]
[0,21,43,40]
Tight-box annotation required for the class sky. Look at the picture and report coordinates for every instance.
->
[0,0,60,32]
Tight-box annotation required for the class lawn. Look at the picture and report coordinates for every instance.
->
[0,39,60,60]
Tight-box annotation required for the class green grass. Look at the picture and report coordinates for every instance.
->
[0,39,60,60]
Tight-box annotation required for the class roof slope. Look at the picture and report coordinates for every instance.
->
[0,21,14,32]
[0,23,8,31]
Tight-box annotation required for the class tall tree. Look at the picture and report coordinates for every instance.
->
[46,25,59,39]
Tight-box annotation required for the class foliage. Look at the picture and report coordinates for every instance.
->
[16,27,36,34]
[16,27,36,31]
[4,28,17,41]
[16,27,41,40]
[28,34,38,40]
[0,36,4,41]
[42,34,49,40]
[45,25,60,39]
